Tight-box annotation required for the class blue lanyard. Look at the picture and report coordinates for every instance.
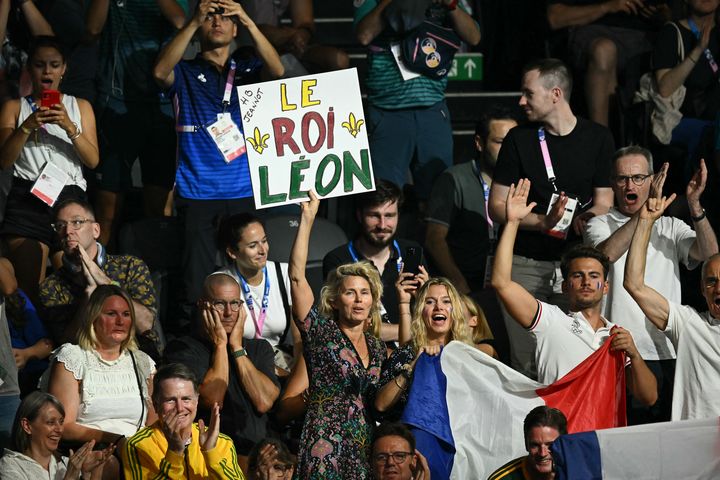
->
[236,265,270,339]
[347,240,403,273]
[687,19,719,74]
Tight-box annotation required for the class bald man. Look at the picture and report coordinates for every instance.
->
[164,273,280,469]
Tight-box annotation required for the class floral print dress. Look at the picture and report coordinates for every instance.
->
[295,306,386,479]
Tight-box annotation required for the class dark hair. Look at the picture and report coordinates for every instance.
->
[247,438,296,474]
[560,244,610,280]
[53,197,96,221]
[372,422,416,452]
[28,35,67,63]
[355,179,403,211]
[612,145,654,175]
[216,212,265,254]
[475,105,520,141]
[522,58,573,100]
[152,363,199,405]
[523,406,568,445]
[11,391,66,453]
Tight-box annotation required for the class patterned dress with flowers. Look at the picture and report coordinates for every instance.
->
[295,306,386,479]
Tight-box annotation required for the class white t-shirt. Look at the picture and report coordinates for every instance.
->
[16,95,87,189]
[665,302,720,420]
[42,344,155,437]
[218,261,292,347]
[584,209,697,360]
[530,301,618,385]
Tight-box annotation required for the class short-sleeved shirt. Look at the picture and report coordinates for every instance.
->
[584,209,697,360]
[530,300,617,385]
[425,160,494,289]
[163,335,278,455]
[493,119,614,261]
[322,239,425,326]
[39,253,157,346]
[652,21,720,119]
[42,344,155,437]
[664,302,720,420]
[170,52,262,200]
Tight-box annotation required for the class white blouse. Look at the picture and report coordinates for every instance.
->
[42,343,155,437]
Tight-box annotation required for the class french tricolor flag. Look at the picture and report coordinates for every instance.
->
[400,339,627,480]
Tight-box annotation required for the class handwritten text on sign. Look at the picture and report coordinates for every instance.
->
[238,68,374,209]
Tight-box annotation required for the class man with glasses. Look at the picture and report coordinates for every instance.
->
[371,423,430,480]
[583,145,718,424]
[164,272,279,471]
[39,198,158,352]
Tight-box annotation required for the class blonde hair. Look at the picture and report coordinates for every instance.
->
[77,285,138,352]
[318,261,383,338]
[460,293,495,345]
[410,277,472,353]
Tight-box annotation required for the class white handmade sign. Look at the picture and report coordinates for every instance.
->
[238,68,374,209]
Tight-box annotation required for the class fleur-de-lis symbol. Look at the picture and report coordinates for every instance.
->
[341,112,365,138]
[246,127,270,154]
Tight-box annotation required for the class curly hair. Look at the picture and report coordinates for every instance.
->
[318,261,383,338]
[77,285,138,352]
[410,277,471,353]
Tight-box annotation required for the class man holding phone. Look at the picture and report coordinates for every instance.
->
[488,58,614,379]
[323,180,427,343]
[153,0,284,317]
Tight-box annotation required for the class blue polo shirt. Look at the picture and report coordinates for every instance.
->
[170,52,262,200]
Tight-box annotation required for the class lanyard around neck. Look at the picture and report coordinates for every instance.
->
[347,239,403,273]
[236,265,270,339]
[222,59,237,112]
[538,127,558,191]
[687,19,719,74]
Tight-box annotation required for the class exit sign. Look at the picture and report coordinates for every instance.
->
[448,53,483,81]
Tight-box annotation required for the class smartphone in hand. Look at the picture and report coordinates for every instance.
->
[41,89,61,108]
[403,246,423,276]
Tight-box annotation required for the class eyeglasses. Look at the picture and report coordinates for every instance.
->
[210,300,243,312]
[373,452,413,464]
[612,174,651,186]
[51,218,93,233]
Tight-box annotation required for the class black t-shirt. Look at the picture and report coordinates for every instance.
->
[163,335,279,455]
[546,0,668,31]
[322,239,425,326]
[652,21,720,120]
[493,118,614,261]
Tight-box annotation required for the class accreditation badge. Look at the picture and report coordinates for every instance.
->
[207,114,246,163]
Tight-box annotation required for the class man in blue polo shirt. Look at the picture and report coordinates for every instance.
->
[153,0,284,309]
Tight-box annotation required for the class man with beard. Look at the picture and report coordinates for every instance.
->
[164,273,279,470]
[323,180,425,342]
[425,105,519,295]
[583,146,717,423]
[491,179,657,403]
[121,363,245,479]
[488,406,567,480]
[488,58,615,379]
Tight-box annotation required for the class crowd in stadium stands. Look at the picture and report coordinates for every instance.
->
[0,0,719,478]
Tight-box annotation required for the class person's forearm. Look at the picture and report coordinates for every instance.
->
[656,49,701,98]
[156,0,186,29]
[257,24,298,52]
[24,338,53,362]
[355,0,392,45]
[546,2,613,30]
[131,301,155,334]
[448,7,480,45]
[624,218,653,293]
[628,358,658,406]
[490,220,520,292]
[247,23,285,79]
[596,215,639,262]
[0,1,9,52]
[691,215,719,260]
[153,18,201,86]
[398,302,411,344]
[62,422,121,444]
[374,374,409,413]
[199,345,230,408]
[21,1,54,36]
[230,344,279,414]
[69,129,99,170]
[86,0,110,39]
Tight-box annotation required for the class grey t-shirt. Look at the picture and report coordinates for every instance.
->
[0,300,20,396]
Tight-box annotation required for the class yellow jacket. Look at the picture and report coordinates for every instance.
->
[122,422,246,479]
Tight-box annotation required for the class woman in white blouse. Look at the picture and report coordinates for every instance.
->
[216,213,300,376]
[43,285,155,475]
[0,391,112,479]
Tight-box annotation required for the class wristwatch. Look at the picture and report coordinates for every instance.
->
[691,209,707,222]
[232,347,248,358]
